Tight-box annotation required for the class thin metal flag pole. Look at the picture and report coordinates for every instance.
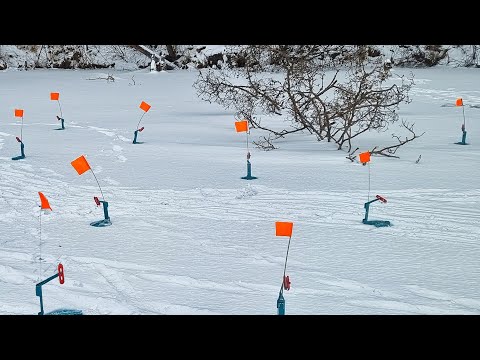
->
[368,162,371,202]
[21,116,23,141]
[39,209,42,279]
[462,104,466,129]
[57,100,63,119]
[90,169,105,202]
[282,235,292,284]
[136,112,146,131]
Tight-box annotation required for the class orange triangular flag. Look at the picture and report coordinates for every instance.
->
[38,192,52,210]
[51,92,60,101]
[71,155,91,175]
[235,120,248,133]
[140,101,151,112]
[14,109,24,117]
[275,222,294,237]
[456,98,463,107]
[359,151,371,164]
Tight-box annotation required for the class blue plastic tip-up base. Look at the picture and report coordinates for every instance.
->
[132,130,144,144]
[12,142,25,160]
[455,131,468,145]
[362,219,392,227]
[90,219,112,227]
[277,291,285,315]
[55,118,65,130]
[241,160,257,180]
[46,308,83,315]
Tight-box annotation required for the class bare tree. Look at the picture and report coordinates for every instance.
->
[194,45,423,158]
[166,45,177,59]
[449,45,480,67]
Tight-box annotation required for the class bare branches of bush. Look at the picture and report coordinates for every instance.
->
[369,120,425,158]
[194,45,419,158]
[252,134,279,151]
[87,74,115,82]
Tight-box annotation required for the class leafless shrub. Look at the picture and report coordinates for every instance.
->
[194,45,422,158]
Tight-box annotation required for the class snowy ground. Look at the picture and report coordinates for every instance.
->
[0,66,479,315]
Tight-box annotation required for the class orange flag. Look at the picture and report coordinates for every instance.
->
[276,222,294,237]
[51,92,60,101]
[359,151,371,164]
[14,109,24,117]
[235,120,248,133]
[38,192,52,210]
[71,155,91,175]
[140,101,151,112]
[456,98,463,107]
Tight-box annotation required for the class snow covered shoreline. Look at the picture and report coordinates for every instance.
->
[1,45,479,71]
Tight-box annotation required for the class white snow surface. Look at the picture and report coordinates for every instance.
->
[0,65,479,315]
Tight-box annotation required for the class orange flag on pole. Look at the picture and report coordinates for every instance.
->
[71,155,91,175]
[51,92,60,101]
[235,120,248,132]
[140,101,151,112]
[275,222,294,237]
[38,192,52,210]
[359,151,371,164]
[456,98,463,107]
[14,109,24,117]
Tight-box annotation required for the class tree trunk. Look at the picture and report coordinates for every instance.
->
[166,45,176,59]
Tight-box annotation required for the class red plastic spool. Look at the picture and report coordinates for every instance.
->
[94,196,101,206]
[139,127,145,132]
[58,263,65,284]
[283,275,291,291]
[16,136,21,143]
[376,195,387,203]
